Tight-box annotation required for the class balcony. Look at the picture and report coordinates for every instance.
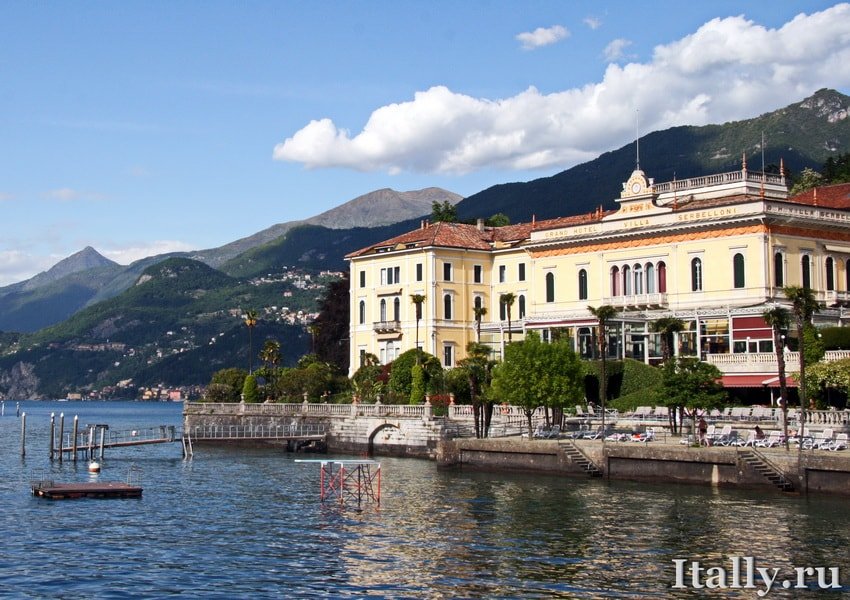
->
[823,290,850,306]
[706,350,850,374]
[602,293,668,310]
[373,320,401,333]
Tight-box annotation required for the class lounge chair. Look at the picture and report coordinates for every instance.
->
[827,432,848,451]
[736,431,757,447]
[711,424,732,445]
[755,430,781,448]
[582,426,603,440]
[546,424,561,439]
[813,428,834,450]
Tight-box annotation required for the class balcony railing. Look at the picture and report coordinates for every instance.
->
[602,293,668,309]
[373,320,400,332]
[706,350,849,374]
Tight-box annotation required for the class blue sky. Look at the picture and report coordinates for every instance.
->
[2,1,850,286]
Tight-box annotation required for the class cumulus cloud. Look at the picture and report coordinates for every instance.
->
[515,25,569,50]
[583,17,602,30]
[604,38,633,62]
[274,4,850,175]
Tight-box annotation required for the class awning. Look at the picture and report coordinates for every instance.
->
[721,374,798,388]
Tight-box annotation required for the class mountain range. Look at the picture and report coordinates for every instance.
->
[0,88,848,399]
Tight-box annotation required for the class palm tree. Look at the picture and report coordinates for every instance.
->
[763,306,791,450]
[243,310,258,374]
[499,293,516,344]
[473,305,487,342]
[259,339,281,370]
[784,285,819,460]
[650,316,685,363]
[588,304,618,440]
[410,294,426,363]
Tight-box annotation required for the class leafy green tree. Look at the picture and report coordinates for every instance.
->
[486,213,511,227]
[410,363,425,404]
[785,285,819,455]
[241,373,260,403]
[431,200,457,223]
[387,349,442,401]
[500,292,516,344]
[789,167,824,195]
[352,352,383,402]
[490,332,584,438]
[208,367,247,402]
[655,357,725,440]
[588,305,618,438]
[806,358,850,407]
[821,152,850,183]
[312,274,350,372]
[763,306,791,449]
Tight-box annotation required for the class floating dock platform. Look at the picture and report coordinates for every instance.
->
[31,480,143,500]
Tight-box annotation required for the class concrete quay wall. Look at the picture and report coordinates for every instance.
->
[439,438,850,496]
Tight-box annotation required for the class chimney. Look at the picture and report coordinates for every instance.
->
[476,218,484,231]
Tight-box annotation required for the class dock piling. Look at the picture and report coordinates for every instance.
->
[49,413,55,460]
[21,412,26,457]
[72,416,79,462]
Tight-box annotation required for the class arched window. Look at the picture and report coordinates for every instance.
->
[658,261,667,293]
[393,297,400,321]
[474,295,482,311]
[499,298,506,320]
[645,263,655,294]
[623,265,632,296]
[802,255,811,289]
[380,298,387,321]
[518,295,526,318]
[733,253,745,289]
[691,258,703,292]
[359,300,366,325]
[578,269,588,300]
[826,257,835,291]
[610,266,620,296]
[846,259,850,291]
[634,263,643,295]
[774,252,784,287]
[443,294,452,320]
[546,272,555,303]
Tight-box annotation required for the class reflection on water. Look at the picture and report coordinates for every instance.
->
[0,401,848,598]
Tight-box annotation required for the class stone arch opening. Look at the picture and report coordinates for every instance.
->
[367,423,401,456]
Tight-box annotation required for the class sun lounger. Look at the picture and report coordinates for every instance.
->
[755,430,781,448]
[827,432,848,451]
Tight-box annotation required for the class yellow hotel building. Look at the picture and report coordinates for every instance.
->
[346,162,850,393]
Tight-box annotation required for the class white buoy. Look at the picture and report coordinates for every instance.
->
[88,461,101,473]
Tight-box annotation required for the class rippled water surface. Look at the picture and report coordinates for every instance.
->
[1,401,849,598]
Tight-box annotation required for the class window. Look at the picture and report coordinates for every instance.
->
[499,298,506,320]
[393,297,400,321]
[733,253,745,289]
[826,257,835,291]
[415,300,422,320]
[847,259,850,291]
[443,262,452,282]
[518,295,526,318]
[611,266,620,296]
[774,252,784,287]
[545,272,555,303]
[623,265,632,296]
[518,263,526,281]
[359,300,365,325]
[474,295,483,311]
[634,263,643,295]
[443,345,453,367]
[443,293,452,319]
[691,257,703,292]
[359,271,366,288]
[416,263,423,282]
[645,263,655,293]
[380,299,387,321]
[802,255,811,289]
[474,265,483,283]
[499,265,506,283]
[359,348,366,367]
[578,269,588,300]
[658,261,667,293]
[380,266,400,285]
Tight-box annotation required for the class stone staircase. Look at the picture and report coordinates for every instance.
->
[559,440,603,477]
[738,449,795,492]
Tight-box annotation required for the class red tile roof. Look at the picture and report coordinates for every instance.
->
[789,182,850,209]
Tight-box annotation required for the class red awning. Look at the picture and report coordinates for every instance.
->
[721,374,798,388]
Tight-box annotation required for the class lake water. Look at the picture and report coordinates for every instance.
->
[1,400,848,598]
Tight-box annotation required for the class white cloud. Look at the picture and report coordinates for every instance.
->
[0,192,13,202]
[274,4,850,175]
[0,250,55,287]
[102,240,197,266]
[583,17,602,30]
[604,38,632,62]
[515,25,569,50]
[46,188,81,201]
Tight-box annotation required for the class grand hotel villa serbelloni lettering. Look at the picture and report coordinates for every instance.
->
[347,160,850,402]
